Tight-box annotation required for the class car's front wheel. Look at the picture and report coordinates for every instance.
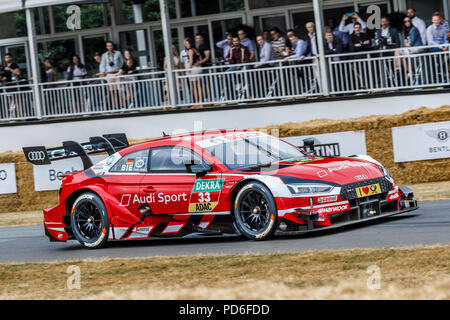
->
[70,192,109,249]
[233,181,278,240]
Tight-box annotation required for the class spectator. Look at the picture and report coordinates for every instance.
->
[426,13,449,52]
[237,28,256,61]
[1,53,21,84]
[99,41,124,77]
[407,8,427,45]
[327,18,349,49]
[374,16,401,49]
[41,58,57,83]
[225,37,251,70]
[93,52,103,77]
[183,38,203,108]
[216,33,233,61]
[395,16,423,76]
[263,30,271,43]
[99,41,124,109]
[434,11,449,30]
[117,49,139,108]
[305,22,319,57]
[349,23,371,56]
[339,12,367,35]
[163,45,182,106]
[284,29,295,56]
[66,54,87,82]
[195,33,211,69]
[270,27,287,60]
[254,35,274,69]
[324,31,343,61]
[282,34,307,62]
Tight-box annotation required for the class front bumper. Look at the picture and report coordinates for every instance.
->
[276,185,418,235]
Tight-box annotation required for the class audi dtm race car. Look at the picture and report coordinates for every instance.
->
[23,130,418,249]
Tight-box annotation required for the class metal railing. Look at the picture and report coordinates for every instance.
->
[327,44,450,94]
[174,57,320,106]
[0,82,35,121]
[0,44,449,122]
[39,71,167,118]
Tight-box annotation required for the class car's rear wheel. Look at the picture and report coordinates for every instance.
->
[233,181,277,240]
[70,192,109,249]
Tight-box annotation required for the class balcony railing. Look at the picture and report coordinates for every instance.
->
[0,44,449,122]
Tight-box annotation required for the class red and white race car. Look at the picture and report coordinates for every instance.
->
[23,130,418,248]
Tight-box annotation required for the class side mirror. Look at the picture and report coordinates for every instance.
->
[183,158,212,178]
[302,138,316,155]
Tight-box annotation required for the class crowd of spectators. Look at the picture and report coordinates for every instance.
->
[0,7,449,115]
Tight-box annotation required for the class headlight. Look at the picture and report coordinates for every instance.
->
[378,165,390,178]
[287,183,334,195]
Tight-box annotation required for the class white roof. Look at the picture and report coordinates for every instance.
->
[0,0,85,14]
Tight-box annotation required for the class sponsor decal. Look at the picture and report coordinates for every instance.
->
[317,195,338,203]
[317,203,350,214]
[120,193,188,206]
[134,158,146,169]
[0,170,6,181]
[284,157,324,165]
[192,179,224,193]
[392,122,450,162]
[196,131,266,149]
[388,192,400,201]
[355,174,369,180]
[426,129,450,143]
[355,183,382,198]
[189,178,224,212]
[302,142,341,157]
[317,169,328,178]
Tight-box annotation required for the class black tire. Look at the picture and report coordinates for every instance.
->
[233,181,277,240]
[70,192,109,249]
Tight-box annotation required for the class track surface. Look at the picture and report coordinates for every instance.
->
[0,200,449,263]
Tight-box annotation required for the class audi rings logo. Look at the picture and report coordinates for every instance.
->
[0,170,7,181]
[355,174,369,180]
[27,151,46,161]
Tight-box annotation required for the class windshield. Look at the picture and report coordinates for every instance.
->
[198,132,308,170]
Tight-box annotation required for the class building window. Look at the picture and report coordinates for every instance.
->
[179,0,245,18]
[249,0,310,10]
[115,0,176,25]
[0,8,50,39]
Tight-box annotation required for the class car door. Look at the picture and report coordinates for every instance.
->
[105,148,149,222]
[139,146,214,215]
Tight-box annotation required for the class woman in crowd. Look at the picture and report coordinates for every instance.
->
[42,58,57,84]
[395,16,423,77]
[163,45,182,106]
[183,37,203,108]
[66,55,88,113]
[117,49,139,109]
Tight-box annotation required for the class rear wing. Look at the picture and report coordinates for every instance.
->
[23,133,129,170]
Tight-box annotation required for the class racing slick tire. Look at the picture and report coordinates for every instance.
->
[233,181,278,241]
[70,192,109,249]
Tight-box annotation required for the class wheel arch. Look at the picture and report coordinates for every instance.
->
[65,186,112,220]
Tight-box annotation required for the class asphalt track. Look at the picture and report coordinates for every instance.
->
[0,200,449,263]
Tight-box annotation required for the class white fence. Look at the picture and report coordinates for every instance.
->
[327,45,450,94]
[0,82,35,121]
[0,44,449,122]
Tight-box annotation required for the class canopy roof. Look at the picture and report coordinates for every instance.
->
[0,0,87,14]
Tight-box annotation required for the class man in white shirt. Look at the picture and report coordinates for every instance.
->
[254,35,274,68]
[216,33,233,61]
[306,22,318,56]
[338,12,367,35]
[407,7,427,45]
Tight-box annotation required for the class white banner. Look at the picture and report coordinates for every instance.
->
[392,121,450,162]
[282,131,367,157]
[0,163,17,194]
[33,155,106,191]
